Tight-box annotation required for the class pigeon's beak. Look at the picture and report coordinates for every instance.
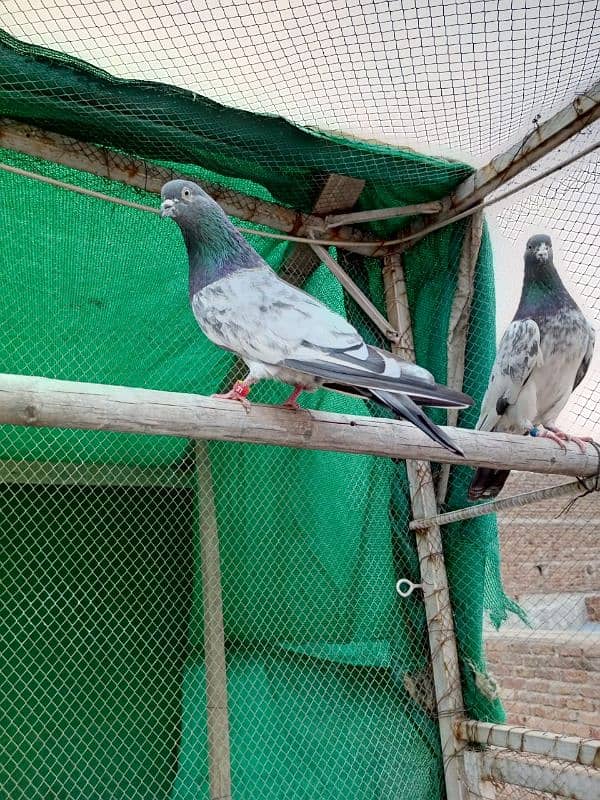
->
[534,243,550,262]
[159,198,177,219]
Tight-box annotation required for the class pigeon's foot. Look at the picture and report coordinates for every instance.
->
[533,426,568,451]
[280,385,303,410]
[212,380,252,411]
[530,425,593,453]
[544,426,594,454]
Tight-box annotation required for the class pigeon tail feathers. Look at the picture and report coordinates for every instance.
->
[370,389,465,456]
[468,468,511,501]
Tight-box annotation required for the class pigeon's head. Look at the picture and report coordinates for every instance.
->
[525,234,553,265]
[159,180,219,228]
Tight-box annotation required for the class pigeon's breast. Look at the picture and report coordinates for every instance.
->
[535,309,590,422]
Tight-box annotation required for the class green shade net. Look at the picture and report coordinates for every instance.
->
[0,30,514,800]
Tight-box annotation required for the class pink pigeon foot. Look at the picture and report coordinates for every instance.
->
[280,385,303,410]
[534,427,568,451]
[544,426,594,454]
[212,380,252,411]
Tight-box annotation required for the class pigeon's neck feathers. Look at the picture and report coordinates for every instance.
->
[514,255,577,319]
[183,202,258,294]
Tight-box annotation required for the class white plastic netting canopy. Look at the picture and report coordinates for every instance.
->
[2,0,598,157]
[0,4,597,435]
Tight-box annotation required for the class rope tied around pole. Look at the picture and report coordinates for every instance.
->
[557,440,600,517]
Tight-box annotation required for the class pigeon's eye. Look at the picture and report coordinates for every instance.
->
[181,187,191,199]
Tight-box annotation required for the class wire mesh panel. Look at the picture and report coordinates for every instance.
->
[0,3,599,799]
[0,448,196,799]
[485,471,600,736]
[0,154,481,799]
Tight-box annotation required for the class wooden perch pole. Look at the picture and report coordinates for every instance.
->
[195,442,231,800]
[0,373,597,477]
[382,253,466,800]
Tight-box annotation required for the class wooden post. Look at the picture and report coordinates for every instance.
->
[195,441,231,800]
[382,253,467,800]
[436,212,484,506]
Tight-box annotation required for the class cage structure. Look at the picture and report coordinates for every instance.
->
[0,6,599,800]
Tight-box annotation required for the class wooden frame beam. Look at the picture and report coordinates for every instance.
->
[457,721,600,769]
[396,79,600,250]
[410,476,597,530]
[475,749,600,800]
[325,200,443,228]
[0,373,598,478]
[0,457,193,489]
[436,212,483,505]
[0,118,380,256]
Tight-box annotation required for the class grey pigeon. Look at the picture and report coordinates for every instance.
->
[469,234,595,500]
[160,179,472,456]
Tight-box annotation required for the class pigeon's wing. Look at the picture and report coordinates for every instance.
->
[195,267,471,407]
[193,266,364,361]
[476,318,542,432]
[267,277,471,407]
[573,323,595,391]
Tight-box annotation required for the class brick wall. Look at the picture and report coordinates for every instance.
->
[486,631,600,738]
[483,471,600,742]
[496,472,600,597]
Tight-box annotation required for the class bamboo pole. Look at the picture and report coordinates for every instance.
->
[195,441,232,800]
[456,721,600,768]
[436,212,484,506]
[382,253,466,800]
[0,119,378,256]
[395,79,600,251]
[0,373,598,477]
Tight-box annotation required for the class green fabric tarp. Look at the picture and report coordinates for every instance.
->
[0,30,516,800]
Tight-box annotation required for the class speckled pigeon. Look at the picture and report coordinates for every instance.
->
[469,234,595,500]
[160,179,473,456]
